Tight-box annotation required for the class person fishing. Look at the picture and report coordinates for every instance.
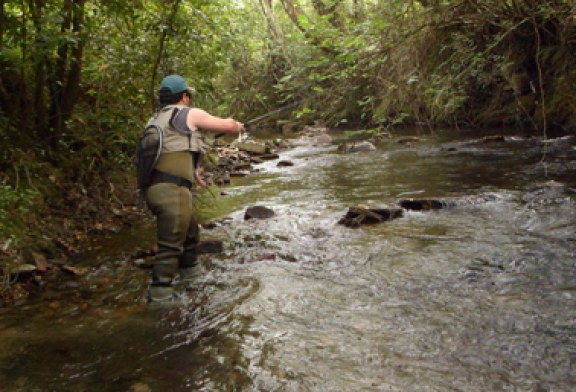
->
[143,74,244,303]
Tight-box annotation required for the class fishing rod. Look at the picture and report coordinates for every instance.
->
[214,100,300,139]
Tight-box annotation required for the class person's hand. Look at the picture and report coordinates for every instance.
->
[236,121,245,133]
[194,168,207,188]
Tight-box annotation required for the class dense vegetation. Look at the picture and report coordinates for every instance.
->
[1,0,575,247]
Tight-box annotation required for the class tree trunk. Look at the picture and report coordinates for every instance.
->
[311,0,347,32]
[60,0,85,126]
[258,0,281,41]
[0,0,4,49]
[19,0,29,131]
[352,0,365,21]
[0,0,7,116]
[47,0,86,147]
[48,0,73,139]
[257,0,292,66]
[280,0,337,54]
[30,0,47,135]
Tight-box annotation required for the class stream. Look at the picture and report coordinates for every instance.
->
[0,129,575,391]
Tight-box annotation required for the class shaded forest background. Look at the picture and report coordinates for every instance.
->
[1,0,575,247]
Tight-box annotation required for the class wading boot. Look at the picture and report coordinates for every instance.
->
[179,264,202,283]
[147,284,176,304]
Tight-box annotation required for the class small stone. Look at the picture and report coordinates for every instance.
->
[196,240,224,254]
[128,382,152,392]
[9,264,37,278]
[61,265,89,276]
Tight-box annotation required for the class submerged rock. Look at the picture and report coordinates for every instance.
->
[399,199,456,211]
[277,160,294,167]
[244,206,275,220]
[337,141,377,153]
[399,194,499,211]
[479,135,506,143]
[338,205,403,228]
[522,181,575,205]
[195,240,224,254]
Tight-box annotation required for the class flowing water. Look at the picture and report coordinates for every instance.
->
[1,129,575,391]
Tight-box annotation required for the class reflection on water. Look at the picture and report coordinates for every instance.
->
[1,130,575,391]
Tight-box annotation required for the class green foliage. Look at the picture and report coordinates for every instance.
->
[0,185,38,244]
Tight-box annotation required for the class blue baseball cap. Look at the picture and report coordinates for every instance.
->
[159,75,195,95]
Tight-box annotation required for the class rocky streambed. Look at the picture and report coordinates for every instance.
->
[0,128,575,392]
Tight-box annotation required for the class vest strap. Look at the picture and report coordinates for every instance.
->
[150,170,193,189]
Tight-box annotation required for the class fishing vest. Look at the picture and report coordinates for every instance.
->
[135,105,203,207]
[147,104,203,181]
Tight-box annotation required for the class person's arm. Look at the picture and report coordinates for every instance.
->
[187,108,244,134]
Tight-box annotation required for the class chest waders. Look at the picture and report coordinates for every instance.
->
[142,105,204,302]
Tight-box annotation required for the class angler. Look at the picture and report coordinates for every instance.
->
[137,74,244,304]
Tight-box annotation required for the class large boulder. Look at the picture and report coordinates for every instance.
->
[244,205,275,220]
[338,205,403,228]
[236,141,269,155]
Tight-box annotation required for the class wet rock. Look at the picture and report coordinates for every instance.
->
[277,160,294,167]
[244,206,275,220]
[236,141,269,155]
[61,265,90,276]
[337,141,377,153]
[133,248,155,259]
[522,181,574,205]
[1,238,13,252]
[249,253,276,263]
[8,263,37,279]
[202,218,233,229]
[399,194,499,210]
[230,170,251,177]
[479,135,506,143]
[316,133,333,144]
[196,240,224,254]
[129,383,152,392]
[271,138,293,149]
[338,205,403,228]
[59,281,80,290]
[280,121,299,134]
[399,199,455,211]
[21,249,50,273]
[260,153,280,161]
[231,162,252,171]
[303,125,329,135]
[133,258,152,269]
[250,156,264,164]
[213,174,231,185]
